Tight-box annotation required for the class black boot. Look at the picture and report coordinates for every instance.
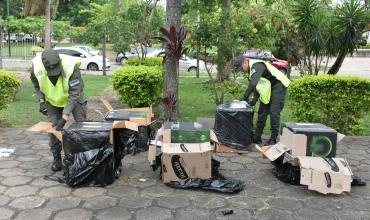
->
[264,139,277,146]
[252,136,262,145]
[51,155,62,172]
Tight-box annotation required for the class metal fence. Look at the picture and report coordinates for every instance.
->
[1,34,39,60]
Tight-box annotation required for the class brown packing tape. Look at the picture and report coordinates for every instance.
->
[100,98,114,111]
[27,121,63,142]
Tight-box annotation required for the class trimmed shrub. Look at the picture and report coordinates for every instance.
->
[0,70,21,111]
[288,75,370,135]
[112,65,163,107]
[125,57,163,67]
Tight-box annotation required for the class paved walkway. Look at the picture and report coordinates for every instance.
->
[0,128,369,220]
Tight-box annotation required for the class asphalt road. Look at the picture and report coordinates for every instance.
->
[3,57,370,78]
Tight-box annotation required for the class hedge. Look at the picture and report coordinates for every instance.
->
[0,70,21,112]
[288,75,370,135]
[125,57,163,67]
[112,64,163,107]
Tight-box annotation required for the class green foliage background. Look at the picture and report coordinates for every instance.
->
[288,75,370,135]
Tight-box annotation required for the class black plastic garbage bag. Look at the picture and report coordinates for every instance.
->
[63,146,115,187]
[114,126,151,155]
[272,163,301,185]
[165,158,245,193]
[214,101,253,150]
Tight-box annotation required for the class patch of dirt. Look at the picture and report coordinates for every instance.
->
[86,88,125,121]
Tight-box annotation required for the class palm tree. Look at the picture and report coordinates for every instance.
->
[328,0,369,75]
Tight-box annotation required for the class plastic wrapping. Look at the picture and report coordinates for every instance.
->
[165,158,245,193]
[214,101,253,149]
[164,122,211,143]
[105,111,148,121]
[63,146,115,187]
[114,126,151,155]
[271,162,301,185]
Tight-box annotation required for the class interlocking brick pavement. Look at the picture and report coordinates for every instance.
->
[0,128,369,220]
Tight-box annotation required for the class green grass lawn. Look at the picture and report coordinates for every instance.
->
[0,75,111,128]
[1,74,369,135]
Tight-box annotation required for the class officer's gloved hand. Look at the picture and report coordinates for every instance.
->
[39,102,48,116]
[249,99,257,106]
[53,118,66,131]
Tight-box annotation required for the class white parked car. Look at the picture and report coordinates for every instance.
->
[72,45,100,56]
[54,47,110,71]
[179,55,208,73]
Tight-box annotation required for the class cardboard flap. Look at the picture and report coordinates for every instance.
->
[112,120,139,131]
[210,129,219,142]
[255,142,291,161]
[128,117,149,126]
[337,132,345,143]
[28,122,62,142]
[298,156,352,194]
[100,98,114,111]
[280,127,307,156]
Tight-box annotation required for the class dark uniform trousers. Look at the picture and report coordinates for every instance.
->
[255,81,286,140]
[46,101,87,157]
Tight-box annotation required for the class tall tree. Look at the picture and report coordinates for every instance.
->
[216,0,232,81]
[44,0,51,49]
[164,0,182,121]
[21,0,45,16]
[328,0,369,74]
[0,19,3,69]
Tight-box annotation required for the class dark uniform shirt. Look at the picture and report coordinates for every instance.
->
[243,62,278,102]
[30,65,85,116]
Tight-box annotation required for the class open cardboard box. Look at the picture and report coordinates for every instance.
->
[280,123,345,157]
[101,99,154,126]
[161,142,212,183]
[255,143,353,194]
[210,130,249,154]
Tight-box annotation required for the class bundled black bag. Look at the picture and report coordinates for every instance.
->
[214,101,253,150]
[63,146,115,187]
[61,123,120,187]
[114,126,152,155]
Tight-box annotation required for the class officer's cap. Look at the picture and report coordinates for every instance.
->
[41,49,62,76]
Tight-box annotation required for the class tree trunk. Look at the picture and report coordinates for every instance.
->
[102,31,107,76]
[151,0,158,17]
[22,0,45,16]
[327,50,346,75]
[216,0,232,81]
[44,0,51,49]
[116,0,122,13]
[0,24,3,69]
[164,0,181,121]
[52,0,60,18]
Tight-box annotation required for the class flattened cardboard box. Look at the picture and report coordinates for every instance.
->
[161,143,212,183]
[297,156,352,194]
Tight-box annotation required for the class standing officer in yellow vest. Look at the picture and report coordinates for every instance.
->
[234,55,291,145]
[30,49,87,171]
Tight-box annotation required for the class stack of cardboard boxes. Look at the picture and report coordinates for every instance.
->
[256,122,353,194]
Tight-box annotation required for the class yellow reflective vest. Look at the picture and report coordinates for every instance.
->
[32,54,80,107]
[249,59,291,104]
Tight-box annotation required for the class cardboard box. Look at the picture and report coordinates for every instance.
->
[297,156,352,194]
[210,130,249,154]
[161,143,212,183]
[280,123,345,157]
[163,122,211,143]
[255,143,353,194]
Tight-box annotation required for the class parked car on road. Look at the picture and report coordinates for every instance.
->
[54,47,110,71]
[72,45,100,56]
[241,49,290,74]
[179,55,208,73]
[115,47,160,64]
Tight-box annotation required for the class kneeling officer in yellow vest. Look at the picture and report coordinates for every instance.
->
[234,55,291,146]
[30,49,87,171]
